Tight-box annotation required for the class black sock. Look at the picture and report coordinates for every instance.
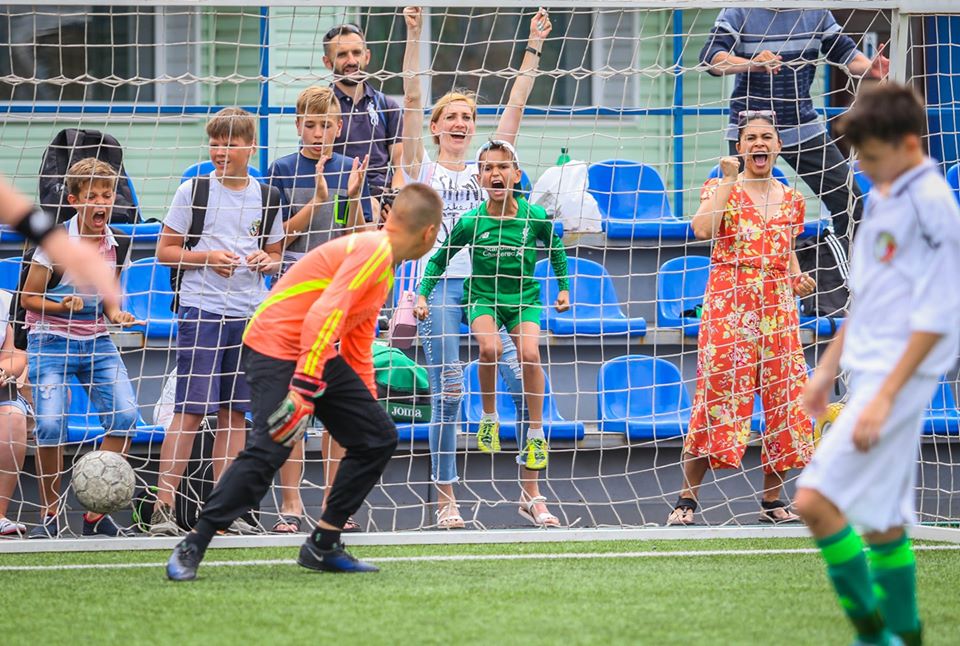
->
[311,526,341,550]
[183,530,211,554]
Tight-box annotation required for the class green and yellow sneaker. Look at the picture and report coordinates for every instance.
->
[476,417,500,453]
[524,437,549,470]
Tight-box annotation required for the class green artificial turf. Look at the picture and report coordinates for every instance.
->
[1,538,957,645]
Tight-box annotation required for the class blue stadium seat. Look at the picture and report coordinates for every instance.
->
[121,257,177,342]
[924,378,960,436]
[180,161,264,184]
[461,360,584,442]
[395,423,431,443]
[656,256,710,336]
[707,164,790,186]
[799,314,845,336]
[852,159,873,196]
[587,160,688,240]
[65,377,164,445]
[0,256,22,293]
[597,355,691,440]
[947,163,960,206]
[111,221,163,243]
[535,257,646,337]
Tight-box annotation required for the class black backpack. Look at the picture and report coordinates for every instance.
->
[169,176,282,312]
[9,226,133,350]
[38,128,141,225]
[795,230,850,324]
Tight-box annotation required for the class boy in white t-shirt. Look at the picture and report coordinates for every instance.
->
[21,158,140,539]
[796,83,960,646]
[153,108,284,536]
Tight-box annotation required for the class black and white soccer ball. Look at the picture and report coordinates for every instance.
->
[72,450,136,515]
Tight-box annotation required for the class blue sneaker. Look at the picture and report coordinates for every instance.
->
[27,514,60,539]
[83,514,134,537]
[166,540,204,581]
[297,540,379,573]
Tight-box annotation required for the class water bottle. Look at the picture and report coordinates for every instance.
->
[556,147,570,166]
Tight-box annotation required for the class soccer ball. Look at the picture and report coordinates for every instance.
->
[72,451,136,515]
[814,402,844,446]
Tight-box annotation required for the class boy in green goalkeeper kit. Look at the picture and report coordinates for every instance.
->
[416,140,569,527]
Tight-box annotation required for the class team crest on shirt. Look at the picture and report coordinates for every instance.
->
[875,231,897,263]
[249,219,262,237]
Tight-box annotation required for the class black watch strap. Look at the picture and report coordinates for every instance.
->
[13,206,57,245]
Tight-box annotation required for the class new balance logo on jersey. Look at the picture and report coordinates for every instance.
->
[478,231,491,241]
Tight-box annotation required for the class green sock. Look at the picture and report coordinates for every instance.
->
[869,533,922,645]
[816,525,890,644]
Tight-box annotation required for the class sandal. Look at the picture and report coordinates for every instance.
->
[666,497,697,526]
[271,515,303,534]
[342,516,362,533]
[436,504,465,530]
[518,495,561,528]
[0,516,25,537]
[758,500,801,524]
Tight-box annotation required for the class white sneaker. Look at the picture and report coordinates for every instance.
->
[148,504,185,537]
[227,517,260,535]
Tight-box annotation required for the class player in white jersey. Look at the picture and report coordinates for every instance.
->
[796,83,960,646]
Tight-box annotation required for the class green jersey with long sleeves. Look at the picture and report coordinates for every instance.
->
[419,199,569,306]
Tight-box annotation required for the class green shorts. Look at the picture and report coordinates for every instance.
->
[466,299,542,331]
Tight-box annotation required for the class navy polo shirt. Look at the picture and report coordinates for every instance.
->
[331,83,402,193]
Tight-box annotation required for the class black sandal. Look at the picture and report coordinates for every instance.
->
[667,497,698,526]
[271,515,303,534]
[758,500,801,524]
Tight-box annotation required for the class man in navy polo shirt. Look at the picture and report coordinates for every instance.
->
[700,8,889,245]
[323,23,404,217]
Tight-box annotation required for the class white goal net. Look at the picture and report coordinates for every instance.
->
[0,1,957,540]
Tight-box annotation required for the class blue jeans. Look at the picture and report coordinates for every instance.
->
[27,333,139,446]
[419,278,527,483]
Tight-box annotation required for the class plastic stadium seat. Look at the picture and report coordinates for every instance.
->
[121,257,178,342]
[587,160,688,240]
[111,221,163,243]
[180,160,263,184]
[799,314,845,336]
[461,361,584,442]
[597,355,692,440]
[535,257,646,337]
[65,377,164,445]
[395,423,431,443]
[947,163,960,206]
[707,164,790,186]
[0,256,22,293]
[852,159,873,196]
[924,378,960,436]
[656,256,710,337]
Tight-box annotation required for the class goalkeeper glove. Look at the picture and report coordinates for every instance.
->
[266,374,327,447]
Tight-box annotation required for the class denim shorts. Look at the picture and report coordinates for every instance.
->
[27,333,139,446]
[175,307,251,415]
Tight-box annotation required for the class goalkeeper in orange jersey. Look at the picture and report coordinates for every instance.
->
[167,184,441,580]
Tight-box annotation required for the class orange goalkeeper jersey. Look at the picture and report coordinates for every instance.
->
[243,231,394,395]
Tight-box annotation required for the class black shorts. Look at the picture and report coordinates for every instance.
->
[242,346,396,451]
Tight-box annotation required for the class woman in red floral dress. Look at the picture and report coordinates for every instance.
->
[668,113,817,525]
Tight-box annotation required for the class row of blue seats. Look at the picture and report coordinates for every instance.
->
[0,159,837,245]
[51,351,960,446]
[401,355,960,443]
[0,252,840,342]
[5,159,959,246]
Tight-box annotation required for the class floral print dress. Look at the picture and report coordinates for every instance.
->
[684,178,814,473]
